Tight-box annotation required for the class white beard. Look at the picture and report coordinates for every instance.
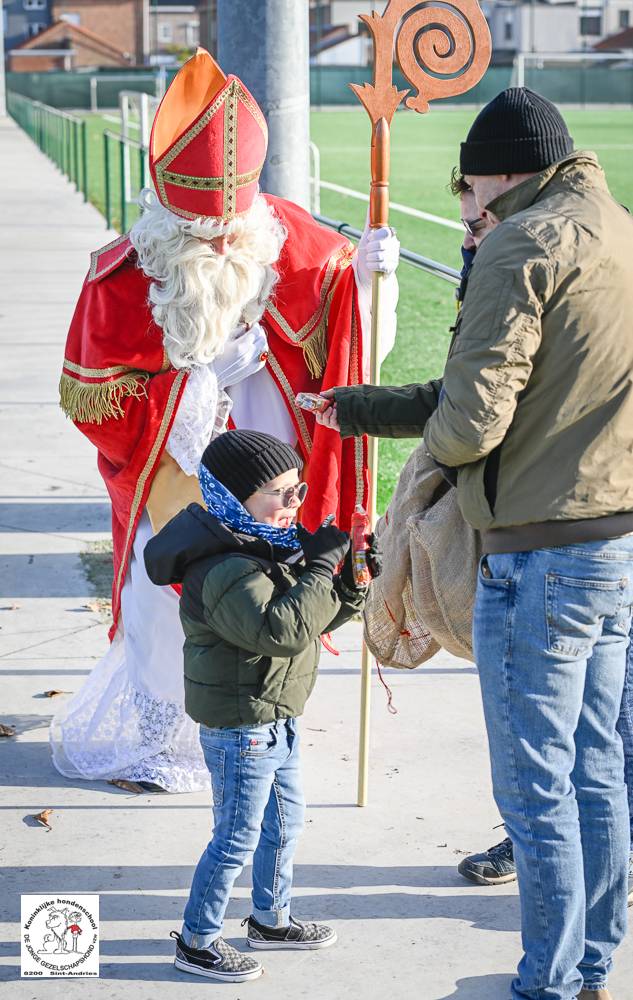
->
[130,191,287,369]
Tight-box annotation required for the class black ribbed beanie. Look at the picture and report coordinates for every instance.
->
[460,87,573,176]
[201,430,303,502]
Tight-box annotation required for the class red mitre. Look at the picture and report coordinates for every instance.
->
[149,48,268,223]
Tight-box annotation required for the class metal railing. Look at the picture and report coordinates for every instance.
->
[103,129,148,233]
[7,91,88,202]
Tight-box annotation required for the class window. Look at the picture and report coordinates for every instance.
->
[620,9,631,28]
[579,14,602,34]
[157,21,173,44]
[60,12,80,25]
[28,21,47,36]
[504,15,513,41]
[24,0,47,10]
[185,20,199,47]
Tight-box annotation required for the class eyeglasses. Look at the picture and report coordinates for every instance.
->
[256,482,309,507]
[461,217,486,237]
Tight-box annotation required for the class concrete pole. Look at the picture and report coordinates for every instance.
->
[0,0,7,118]
[217,0,310,210]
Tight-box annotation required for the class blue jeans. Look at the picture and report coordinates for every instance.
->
[473,538,633,1000]
[181,718,305,948]
[619,629,633,845]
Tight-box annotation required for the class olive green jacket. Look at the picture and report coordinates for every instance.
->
[336,152,633,536]
[144,505,364,728]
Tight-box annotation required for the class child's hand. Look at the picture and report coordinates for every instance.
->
[297,518,350,576]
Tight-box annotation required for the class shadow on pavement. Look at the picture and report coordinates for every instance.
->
[436,973,513,999]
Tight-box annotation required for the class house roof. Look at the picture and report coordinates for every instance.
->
[14,19,132,64]
[594,26,633,51]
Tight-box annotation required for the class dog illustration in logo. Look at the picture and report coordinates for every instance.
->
[37,908,70,955]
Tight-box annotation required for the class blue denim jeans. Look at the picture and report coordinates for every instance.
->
[619,630,633,845]
[473,537,633,1000]
[181,717,305,948]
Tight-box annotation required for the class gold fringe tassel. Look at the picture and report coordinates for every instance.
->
[301,315,329,380]
[59,371,149,424]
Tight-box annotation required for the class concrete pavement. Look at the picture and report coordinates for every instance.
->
[0,114,631,999]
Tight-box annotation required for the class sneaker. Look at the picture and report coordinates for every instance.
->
[243,915,337,950]
[457,835,517,886]
[628,852,633,907]
[170,930,263,981]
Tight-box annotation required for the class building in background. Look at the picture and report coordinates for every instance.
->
[198,0,217,55]
[308,0,633,64]
[149,1,200,65]
[3,0,53,53]
[8,18,134,71]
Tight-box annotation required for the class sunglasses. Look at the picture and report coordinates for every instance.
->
[256,482,309,507]
[461,217,487,237]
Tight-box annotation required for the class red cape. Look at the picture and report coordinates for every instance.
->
[61,195,368,638]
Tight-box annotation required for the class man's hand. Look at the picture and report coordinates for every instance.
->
[314,388,341,431]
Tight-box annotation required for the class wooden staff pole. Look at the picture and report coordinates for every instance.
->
[357,116,390,807]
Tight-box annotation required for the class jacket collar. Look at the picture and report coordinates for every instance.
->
[487,150,605,222]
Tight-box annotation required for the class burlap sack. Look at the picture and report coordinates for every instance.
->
[363,442,480,667]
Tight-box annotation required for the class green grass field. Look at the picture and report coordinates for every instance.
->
[84,107,633,509]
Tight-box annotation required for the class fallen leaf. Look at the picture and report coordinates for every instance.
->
[0,724,16,738]
[307,727,326,732]
[453,848,470,855]
[437,842,448,848]
[83,601,102,613]
[108,779,144,794]
[0,604,20,611]
[43,690,71,698]
[32,809,53,831]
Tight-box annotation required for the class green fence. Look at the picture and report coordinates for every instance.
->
[7,91,89,200]
[8,63,633,111]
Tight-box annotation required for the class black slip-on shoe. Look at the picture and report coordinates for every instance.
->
[244,915,337,951]
[457,835,517,886]
[170,930,263,981]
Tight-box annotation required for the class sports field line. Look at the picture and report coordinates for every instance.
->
[319,179,463,231]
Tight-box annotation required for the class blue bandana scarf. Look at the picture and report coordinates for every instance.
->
[198,464,301,552]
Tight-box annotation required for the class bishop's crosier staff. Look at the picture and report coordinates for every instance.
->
[350,0,492,806]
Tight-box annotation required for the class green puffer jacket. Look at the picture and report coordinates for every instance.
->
[336,152,633,548]
[143,504,364,728]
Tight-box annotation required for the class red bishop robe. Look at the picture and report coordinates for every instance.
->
[60,195,368,639]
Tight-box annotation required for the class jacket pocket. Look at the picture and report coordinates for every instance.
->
[545,573,626,657]
[456,458,495,531]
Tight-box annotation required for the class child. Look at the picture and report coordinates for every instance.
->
[144,429,370,982]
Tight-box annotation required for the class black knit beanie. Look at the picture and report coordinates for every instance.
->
[460,87,573,176]
[201,430,303,502]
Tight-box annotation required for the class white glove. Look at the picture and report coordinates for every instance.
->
[213,323,269,390]
[354,220,400,289]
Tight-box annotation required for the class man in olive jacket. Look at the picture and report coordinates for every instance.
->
[319,89,633,1000]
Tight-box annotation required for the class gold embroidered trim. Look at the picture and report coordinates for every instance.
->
[162,164,262,192]
[88,234,131,282]
[113,369,188,610]
[240,87,267,136]
[265,247,353,345]
[59,371,149,424]
[223,82,237,218]
[265,248,353,379]
[266,350,312,457]
[349,310,366,507]
[62,359,136,379]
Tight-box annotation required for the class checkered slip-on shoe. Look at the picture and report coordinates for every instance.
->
[244,915,337,951]
[457,836,517,886]
[170,930,263,981]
